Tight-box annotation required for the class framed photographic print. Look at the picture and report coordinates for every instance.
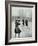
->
[5,1,37,45]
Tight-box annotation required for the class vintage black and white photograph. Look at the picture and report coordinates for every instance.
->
[11,7,32,38]
[5,1,37,45]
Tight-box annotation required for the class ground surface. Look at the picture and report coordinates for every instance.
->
[11,21,32,38]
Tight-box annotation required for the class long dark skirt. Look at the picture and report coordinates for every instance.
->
[15,27,21,33]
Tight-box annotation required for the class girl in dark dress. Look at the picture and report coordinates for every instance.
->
[25,19,28,26]
[22,19,24,25]
[15,20,21,38]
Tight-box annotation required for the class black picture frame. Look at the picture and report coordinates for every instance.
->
[5,1,37,45]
